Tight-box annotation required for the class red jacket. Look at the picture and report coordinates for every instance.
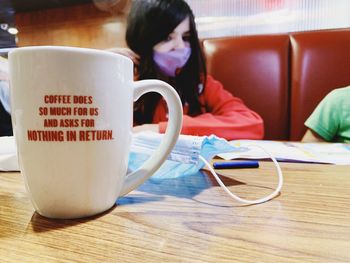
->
[153,75,264,140]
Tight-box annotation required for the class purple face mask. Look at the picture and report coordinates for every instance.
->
[153,46,191,77]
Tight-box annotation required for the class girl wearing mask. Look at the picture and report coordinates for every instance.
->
[113,0,264,140]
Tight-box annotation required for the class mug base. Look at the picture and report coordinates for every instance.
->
[34,203,117,220]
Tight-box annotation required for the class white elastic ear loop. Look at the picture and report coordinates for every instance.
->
[199,145,283,205]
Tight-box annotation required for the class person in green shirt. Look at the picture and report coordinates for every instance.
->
[302,86,350,143]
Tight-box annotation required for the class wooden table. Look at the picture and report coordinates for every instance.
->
[1,162,350,262]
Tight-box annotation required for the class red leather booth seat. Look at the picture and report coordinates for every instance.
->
[290,28,350,141]
[203,35,290,140]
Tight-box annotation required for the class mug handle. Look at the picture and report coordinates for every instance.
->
[119,79,183,196]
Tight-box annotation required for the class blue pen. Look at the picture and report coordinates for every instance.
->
[213,160,259,169]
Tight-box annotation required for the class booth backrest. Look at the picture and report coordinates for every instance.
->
[289,28,350,140]
[202,28,350,141]
[203,34,290,140]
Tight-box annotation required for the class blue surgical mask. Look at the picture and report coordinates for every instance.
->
[129,132,283,205]
[129,132,241,178]
[153,47,191,77]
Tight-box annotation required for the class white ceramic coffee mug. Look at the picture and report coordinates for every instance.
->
[9,46,182,219]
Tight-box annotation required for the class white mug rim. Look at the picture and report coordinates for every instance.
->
[9,45,132,65]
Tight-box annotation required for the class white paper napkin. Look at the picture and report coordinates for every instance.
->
[0,136,19,171]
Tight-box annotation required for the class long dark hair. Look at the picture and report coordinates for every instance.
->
[126,0,207,124]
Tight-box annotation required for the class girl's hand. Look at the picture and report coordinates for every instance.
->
[107,47,140,65]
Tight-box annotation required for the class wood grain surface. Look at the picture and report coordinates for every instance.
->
[1,162,350,262]
[15,3,127,49]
